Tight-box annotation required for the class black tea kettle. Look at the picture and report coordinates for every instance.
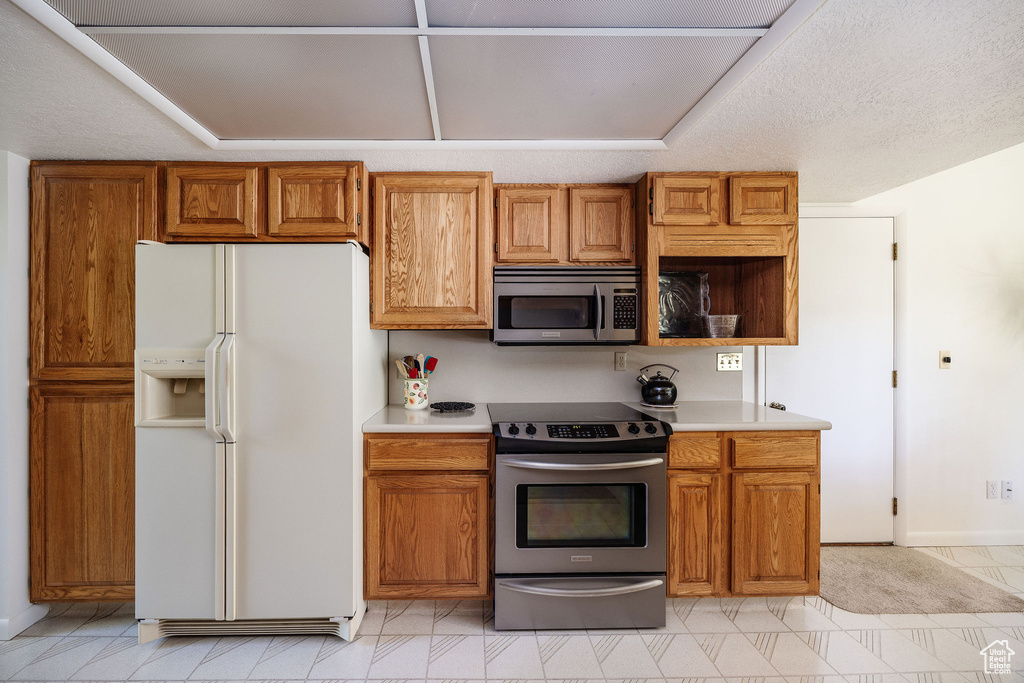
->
[636,364,679,406]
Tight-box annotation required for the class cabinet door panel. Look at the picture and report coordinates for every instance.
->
[668,473,724,596]
[165,165,260,239]
[569,187,633,263]
[652,175,721,226]
[496,187,563,263]
[372,173,493,328]
[729,174,798,225]
[30,384,135,601]
[365,474,490,599]
[732,471,819,595]
[30,164,154,382]
[268,164,360,239]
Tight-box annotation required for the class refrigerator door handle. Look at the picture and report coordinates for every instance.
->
[205,334,225,441]
[218,334,236,442]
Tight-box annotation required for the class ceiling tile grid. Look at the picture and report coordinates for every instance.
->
[38,0,802,144]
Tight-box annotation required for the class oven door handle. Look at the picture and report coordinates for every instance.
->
[501,578,664,598]
[500,457,664,471]
[593,284,603,340]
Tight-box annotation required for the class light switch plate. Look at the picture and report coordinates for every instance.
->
[717,353,742,372]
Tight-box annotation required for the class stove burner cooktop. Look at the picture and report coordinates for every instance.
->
[486,402,657,424]
[488,402,671,453]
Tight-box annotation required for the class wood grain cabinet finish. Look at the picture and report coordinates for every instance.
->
[371,172,493,328]
[30,163,155,382]
[496,186,563,263]
[636,171,799,347]
[729,174,798,225]
[268,163,364,240]
[732,471,820,595]
[30,384,135,601]
[667,472,725,596]
[651,174,722,226]
[569,186,634,263]
[495,184,634,265]
[164,165,260,240]
[366,435,490,471]
[365,473,490,599]
[667,430,820,598]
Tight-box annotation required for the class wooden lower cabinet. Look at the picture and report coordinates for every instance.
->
[30,384,135,601]
[667,472,724,596]
[667,431,820,598]
[365,473,490,599]
[732,471,820,595]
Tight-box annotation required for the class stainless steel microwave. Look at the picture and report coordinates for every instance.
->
[491,266,641,345]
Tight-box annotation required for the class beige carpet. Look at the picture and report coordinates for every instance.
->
[819,545,1024,613]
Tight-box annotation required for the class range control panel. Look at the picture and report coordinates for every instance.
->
[495,420,667,442]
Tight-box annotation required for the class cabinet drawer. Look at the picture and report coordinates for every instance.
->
[668,433,721,468]
[730,432,818,469]
[365,435,490,471]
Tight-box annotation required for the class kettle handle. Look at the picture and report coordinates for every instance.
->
[639,363,679,381]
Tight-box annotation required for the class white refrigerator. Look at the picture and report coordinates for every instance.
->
[134,242,386,643]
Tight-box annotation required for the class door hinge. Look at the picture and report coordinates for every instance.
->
[631,241,635,253]
[892,370,898,388]
[893,243,898,260]
[494,243,498,254]
[356,212,361,226]
[356,177,361,191]
[892,497,898,515]
[649,187,653,200]
[648,202,653,216]
[494,197,498,208]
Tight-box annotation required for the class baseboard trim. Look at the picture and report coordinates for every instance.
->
[0,603,49,640]
[903,530,1024,546]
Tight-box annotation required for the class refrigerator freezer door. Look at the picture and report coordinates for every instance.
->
[135,244,220,348]
[135,429,224,619]
[229,244,383,619]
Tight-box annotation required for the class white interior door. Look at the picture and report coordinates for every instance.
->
[765,216,895,543]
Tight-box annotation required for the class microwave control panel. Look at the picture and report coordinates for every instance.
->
[613,295,637,329]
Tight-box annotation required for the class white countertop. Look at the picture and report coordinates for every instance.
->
[622,400,832,432]
[363,400,830,433]
[363,403,494,433]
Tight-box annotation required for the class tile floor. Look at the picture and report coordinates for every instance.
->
[2,546,1022,682]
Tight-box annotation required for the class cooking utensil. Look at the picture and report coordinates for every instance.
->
[424,356,438,375]
[395,359,408,378]
[707,314,742,338]
[636,363,679,406]
[416,354,425,374]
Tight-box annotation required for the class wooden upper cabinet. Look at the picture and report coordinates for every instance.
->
[30,384,135,601]
[496,186,563,263]
[268,163,364,240]
[164,165,260,240]
[569,186,634,262]
[30,163,156,382]
[729,173,798,225]
[372,172,493,328]
[652,174,722,226]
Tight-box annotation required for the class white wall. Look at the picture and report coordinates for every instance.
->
[388,330,743,405]
[860,141,1024,546]
[0,151,48,639]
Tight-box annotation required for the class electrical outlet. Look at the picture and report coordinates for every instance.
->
[1002,480,1013,499]
[939,350,952,369]
[717,353,742,372]
[614,351,627,371]
[988,480,1000,499]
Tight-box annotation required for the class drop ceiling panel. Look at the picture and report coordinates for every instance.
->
[44,0,417,27]
[90,34,433,139]
[430,35,757,140]
[424,0,796,29]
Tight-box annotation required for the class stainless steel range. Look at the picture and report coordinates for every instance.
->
[489,402,671,630]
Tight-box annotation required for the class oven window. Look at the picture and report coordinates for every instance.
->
[515,484,647,548]
[498,296,593,329]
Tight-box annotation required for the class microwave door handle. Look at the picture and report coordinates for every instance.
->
[501,578,664,598]
[500,457,664,471]
[593,284,603,340]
